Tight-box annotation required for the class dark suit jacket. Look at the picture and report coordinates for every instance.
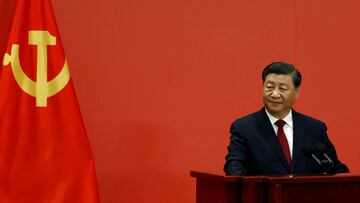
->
[224,108,349,175]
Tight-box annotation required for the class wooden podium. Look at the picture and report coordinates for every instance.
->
[190,171,360,203]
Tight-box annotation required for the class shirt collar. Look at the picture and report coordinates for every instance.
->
[265,109,293,127]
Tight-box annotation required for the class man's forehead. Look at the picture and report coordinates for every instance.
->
[264,74,294,86]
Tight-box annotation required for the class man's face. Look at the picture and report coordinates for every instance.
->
[263,73,300,119]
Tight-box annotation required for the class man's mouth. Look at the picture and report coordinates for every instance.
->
[269,101,282,104]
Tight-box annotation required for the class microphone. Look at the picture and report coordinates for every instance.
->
[302,144,322,165]
[313,143,334,166]
[302,143,335,174]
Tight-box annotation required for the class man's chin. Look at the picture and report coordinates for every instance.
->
[265,106,283,114]
[266,104,282,111]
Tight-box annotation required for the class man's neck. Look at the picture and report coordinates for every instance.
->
[265,108,291,120]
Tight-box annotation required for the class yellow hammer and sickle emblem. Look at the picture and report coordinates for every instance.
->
[2,30,70,107]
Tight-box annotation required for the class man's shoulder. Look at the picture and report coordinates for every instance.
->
[293,110,326,126]
[231,108,326,126]
[231,108,264,126]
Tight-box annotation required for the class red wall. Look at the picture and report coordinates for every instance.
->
[1,0,360,202]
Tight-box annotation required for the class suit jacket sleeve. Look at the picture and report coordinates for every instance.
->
[224,120,249,175]
[320,123,349,173]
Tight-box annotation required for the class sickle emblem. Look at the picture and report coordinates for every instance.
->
[2,30,70,107]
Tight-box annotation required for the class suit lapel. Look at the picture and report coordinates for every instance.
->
[255,108,291,172]
[291,110,307,172]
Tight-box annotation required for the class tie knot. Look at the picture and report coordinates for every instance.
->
[275,119,286,128]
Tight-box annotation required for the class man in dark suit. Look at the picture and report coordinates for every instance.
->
[224,62,349,175]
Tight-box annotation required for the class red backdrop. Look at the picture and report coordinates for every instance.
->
[1,0,360,202]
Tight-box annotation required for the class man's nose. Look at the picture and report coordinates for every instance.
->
[270,89,281,98]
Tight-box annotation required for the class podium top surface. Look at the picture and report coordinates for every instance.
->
[190,170,360,184]
[190,170,263,182]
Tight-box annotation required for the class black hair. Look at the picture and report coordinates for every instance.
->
[262,62,302,88]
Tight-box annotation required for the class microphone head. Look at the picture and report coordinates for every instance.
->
[302,144,314,158]
[313,143,328,152]
[313,142,336,160]
[313,143,332,157]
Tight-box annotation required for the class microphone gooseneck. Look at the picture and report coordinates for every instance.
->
[302,143,335,174]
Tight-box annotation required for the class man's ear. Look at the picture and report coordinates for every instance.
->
[295,87,300,99]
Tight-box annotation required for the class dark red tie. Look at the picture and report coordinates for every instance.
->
[275,120,292,166]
